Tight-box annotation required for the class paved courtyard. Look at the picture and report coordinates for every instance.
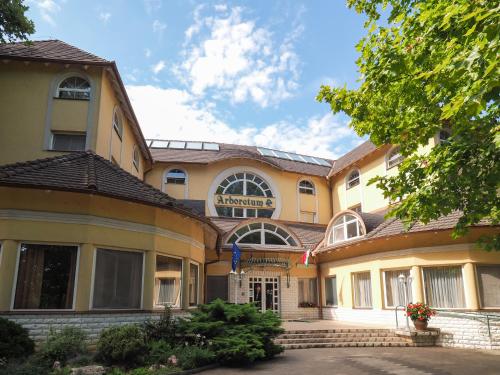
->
[203,347,500,375]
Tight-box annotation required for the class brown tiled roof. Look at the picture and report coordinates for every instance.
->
[328,140,380,177]
[314,211,495,254]
[0,151,219,232]
[209,217,327,251]
[151,143,333,177]
[0,39,109,64]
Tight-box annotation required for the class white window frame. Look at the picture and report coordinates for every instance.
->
[386,147,404,169]
[346,169,360,190]
[154,253,184,309]
[475,264,500,309]
[90,247,145,311]
[382,268,412,309]
[11,242,80,312]
[298,180,315,195]
[50,131,87,151]
[324,276,338,307]
[112,107,123,139]
[56,76,91,100]
[298,277,319,306]
[133,145,140,171]
[327,214,365,245]
[352,271,373,309]
[226,222,298,247]
[421,265,466,309]
[189,261,200,308]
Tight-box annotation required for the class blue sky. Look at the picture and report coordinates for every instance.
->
[27,0,368,159]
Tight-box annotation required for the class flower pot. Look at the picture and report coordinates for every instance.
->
[413,319,428,331]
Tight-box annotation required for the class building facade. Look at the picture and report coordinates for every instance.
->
[0,40,499,347]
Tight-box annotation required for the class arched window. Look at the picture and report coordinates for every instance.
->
[215,172,275,218]
[133,146,140,171]
[166,169,187,185]
[439,129,451,144]
[227,222,297,246]
[298,180,315,195]
[57,76,91,100]
[112,109,123,138]
[346,170,360,189]
[386,147,404,169]
[327,214,365,245]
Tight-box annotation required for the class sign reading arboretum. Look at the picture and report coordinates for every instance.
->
[215,194,276,209]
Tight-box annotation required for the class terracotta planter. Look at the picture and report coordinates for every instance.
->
[413,319,428,331]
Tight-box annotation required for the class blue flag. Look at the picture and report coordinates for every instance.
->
[231,243,241,272]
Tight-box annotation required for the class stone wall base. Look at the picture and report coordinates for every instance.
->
[322,307,500,350]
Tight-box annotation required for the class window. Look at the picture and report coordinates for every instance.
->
[189,263,199,306]
[166,169,187,185]
[327,214,365,245]
[133,146,140,171]
[299,180,315,195]
[227,222,297,247]
[155,255,182,308]
[112,109,123,138]
[384,269,413,308]
[93,249,143,309]
[215,172,275,218]
[387,147,404,169]
[57,76,90,100]
[52,132,86,151]
[423,266,466,308]
[325,276,337,306]
[439,129,451,144]
[346,170,360,189]
[14,244,78,309]
[353,272,372,308]
[477,265,500,308]
[298,278,318,307]
[300,211,316,223]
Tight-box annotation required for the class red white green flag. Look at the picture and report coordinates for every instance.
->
[301,249,311,267]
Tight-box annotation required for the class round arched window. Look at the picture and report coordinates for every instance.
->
[113,109,123,138]
[346,170,360,189]
[57,76,90,100]
[327,214,365,245]
[299,180,315,195]
[227,222,297,246]
[386,147,404,169]
[214,172,275,218]
[166,169,187,185]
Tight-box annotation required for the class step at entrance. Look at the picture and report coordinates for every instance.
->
[276,328,422,349]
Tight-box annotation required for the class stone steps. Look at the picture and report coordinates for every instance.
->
[277,328,416,350]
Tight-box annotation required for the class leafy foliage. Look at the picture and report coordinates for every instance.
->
[143,306,179,344]
[96,324,147,368]
[36,327,87,366]
[317,0,499,249]
[179,299,283,365]
[0,317,34,361]
[0,0,35,43]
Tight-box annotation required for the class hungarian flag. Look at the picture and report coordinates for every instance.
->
[301,249,311,267]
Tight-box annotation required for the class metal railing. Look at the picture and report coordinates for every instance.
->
[394,305,410,331]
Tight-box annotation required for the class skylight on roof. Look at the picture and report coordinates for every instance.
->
[169,141,186,149]
[203,143,219,151]
[186,141,203,150]
[151,140,169,148]
[146,139,220,151]
[257,147,331,167]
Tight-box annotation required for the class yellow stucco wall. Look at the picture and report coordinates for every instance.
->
[146,159,332,224]
[0,187,208,312]
[319,243,500,310]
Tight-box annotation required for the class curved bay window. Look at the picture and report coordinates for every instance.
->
[327,214,365,245]
[227,222,297,247]
[57,76,91,100]
[215,172,275,218]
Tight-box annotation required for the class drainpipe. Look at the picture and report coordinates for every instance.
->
[317,262,323,320]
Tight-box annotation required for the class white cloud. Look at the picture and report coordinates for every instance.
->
[30,0,61,26]
[144,0,162,14]
[176,6,303,107]
[145,48,152,58]
[152,60,166,74]
[99,12,111,23]
[126,85,358,159]
[152,20,166,36]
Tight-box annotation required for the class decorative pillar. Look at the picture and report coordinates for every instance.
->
[142,250,157,310]
[75,243,94,311]
[410,266,424,303]
[0,240,18,311]
[463,263,480,310]
[182,258,190,310]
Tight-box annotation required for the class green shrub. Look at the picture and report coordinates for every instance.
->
[37,327,87,365]
[96,324,147,367]
[180,299,283,366]
[0,317,35,360]
[143,306,179,345]
[174,346,215,370]
[145,340,174,365]
[0,360,48,375]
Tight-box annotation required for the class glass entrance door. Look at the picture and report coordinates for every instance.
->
[249,277,279,313]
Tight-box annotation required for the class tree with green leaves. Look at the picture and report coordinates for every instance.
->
[317,0,499,250]
[0,0,35,43]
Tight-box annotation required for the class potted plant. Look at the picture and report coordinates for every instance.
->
[405,302,436,331]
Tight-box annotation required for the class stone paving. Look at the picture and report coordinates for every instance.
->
[203,347,500,375]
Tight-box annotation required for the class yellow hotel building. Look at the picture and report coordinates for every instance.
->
[0,40,499,348]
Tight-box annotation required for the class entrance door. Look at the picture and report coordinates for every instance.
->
[249,277,279,313]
